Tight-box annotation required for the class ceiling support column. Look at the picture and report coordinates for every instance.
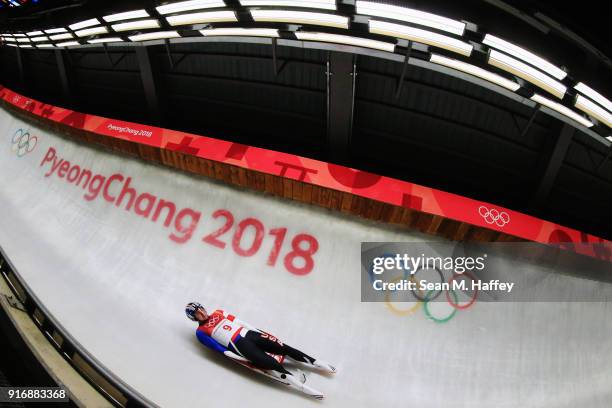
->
[54,49,77,108]
[326,52,356,165]
[15,47,27,94]
[395,42,412,99]
[530,123,574,210]
[136,45,166,126]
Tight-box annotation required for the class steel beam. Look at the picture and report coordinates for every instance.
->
[54,49,76,107]
[520,104,539,138]
[272,37,278,75]
[15,47,26,92]
[530,123,575,210]
[135,45,165,126]
[326,52,356,165]
[395,42,412,99]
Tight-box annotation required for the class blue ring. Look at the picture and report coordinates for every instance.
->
[368,252,411,283]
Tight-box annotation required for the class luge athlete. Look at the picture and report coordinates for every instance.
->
[185,302,336,398]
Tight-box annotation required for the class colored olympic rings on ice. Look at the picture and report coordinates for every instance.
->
[386,276,467,323]
[370,252,478,323]
[385,272,478,323]
[11,128,38,157]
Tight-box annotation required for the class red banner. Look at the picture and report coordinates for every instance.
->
[1,85,610,261]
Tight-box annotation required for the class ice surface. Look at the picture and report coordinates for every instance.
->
[1,108,611,407]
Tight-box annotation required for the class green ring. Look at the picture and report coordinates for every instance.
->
[423,289,458,324]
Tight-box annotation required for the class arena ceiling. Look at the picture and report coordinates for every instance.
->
[0,0,610,240]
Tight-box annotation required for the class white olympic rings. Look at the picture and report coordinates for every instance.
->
[478,206,510,227]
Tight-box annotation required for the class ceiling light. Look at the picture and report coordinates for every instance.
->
[156,0,225,15]
[488,49,566,99]
[3,38,16,42]
[239,0,336,10]
[430,53,520,91]
[250,9,349,29]
[44,28,68,34]
[37,44,55,48]
[26,31,44,36]
[103,9,150,22]
[13,34,27,37]
[16,38,30,43]
[606,136,612,143]
[369,19,472,56]
[56,41,80,47]
[19,45,33,48]
[199,27,280,37]
[531,93,593,128]
[574,82,612,113]
[356,1,465,36]
[69,18,101,31]
[483,34,567,80]
[166,10,237,26]
[30,36,49,42]
[295,31,395,52]
[112,19,161,32]
[75,27,109,37]
[128,31,181,42]
[50,33,74,40]
[574,95,612,128]
[87,37,124,44]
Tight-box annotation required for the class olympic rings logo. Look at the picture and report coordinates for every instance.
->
[478,206,510,227]
[368,253,478,324]
[11,128,38,157]
[204,314,221,328]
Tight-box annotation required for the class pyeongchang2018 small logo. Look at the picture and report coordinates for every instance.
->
[478,205,510,227]
[11,128,38,157]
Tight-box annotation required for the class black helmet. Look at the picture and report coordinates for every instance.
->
[185,302,205,321]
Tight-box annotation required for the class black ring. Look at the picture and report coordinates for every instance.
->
[410,265,445,301]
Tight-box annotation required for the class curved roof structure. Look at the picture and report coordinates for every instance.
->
[1,0,610,239]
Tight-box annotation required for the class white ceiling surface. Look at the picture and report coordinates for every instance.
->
[0,107,611,408]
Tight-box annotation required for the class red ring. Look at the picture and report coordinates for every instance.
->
[445,271,478,310]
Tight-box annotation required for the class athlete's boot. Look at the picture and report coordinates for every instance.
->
[312,359,337,374]
[288,356,338,374]
[271,370,324,400]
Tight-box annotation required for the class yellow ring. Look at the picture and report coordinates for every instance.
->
[384,275,422,316]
